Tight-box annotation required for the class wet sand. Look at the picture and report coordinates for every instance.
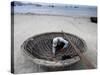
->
[13,14,97,74]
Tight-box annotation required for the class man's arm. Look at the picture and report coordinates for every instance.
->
[52,38,57,55]
[52,46,56,55]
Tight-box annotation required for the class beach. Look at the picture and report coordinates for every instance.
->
[13,14,97,74]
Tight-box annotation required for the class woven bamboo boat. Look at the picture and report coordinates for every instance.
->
[21,32,87,69]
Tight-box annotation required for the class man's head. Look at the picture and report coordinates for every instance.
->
[57,39,61,46]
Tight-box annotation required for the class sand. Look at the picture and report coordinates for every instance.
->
[13,14,97,74]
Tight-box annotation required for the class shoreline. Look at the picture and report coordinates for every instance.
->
[12,13,97,18]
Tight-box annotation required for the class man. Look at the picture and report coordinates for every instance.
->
[52,37,69,56]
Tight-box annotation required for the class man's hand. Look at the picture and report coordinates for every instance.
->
[60,48,64,52]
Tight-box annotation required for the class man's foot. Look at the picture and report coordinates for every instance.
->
[52,58,58,62]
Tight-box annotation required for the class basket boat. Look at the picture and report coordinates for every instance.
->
[21,32,87,68]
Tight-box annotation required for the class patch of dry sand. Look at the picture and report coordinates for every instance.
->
[13,14,97,73]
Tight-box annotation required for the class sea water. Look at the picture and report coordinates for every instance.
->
[12,2,97,17]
